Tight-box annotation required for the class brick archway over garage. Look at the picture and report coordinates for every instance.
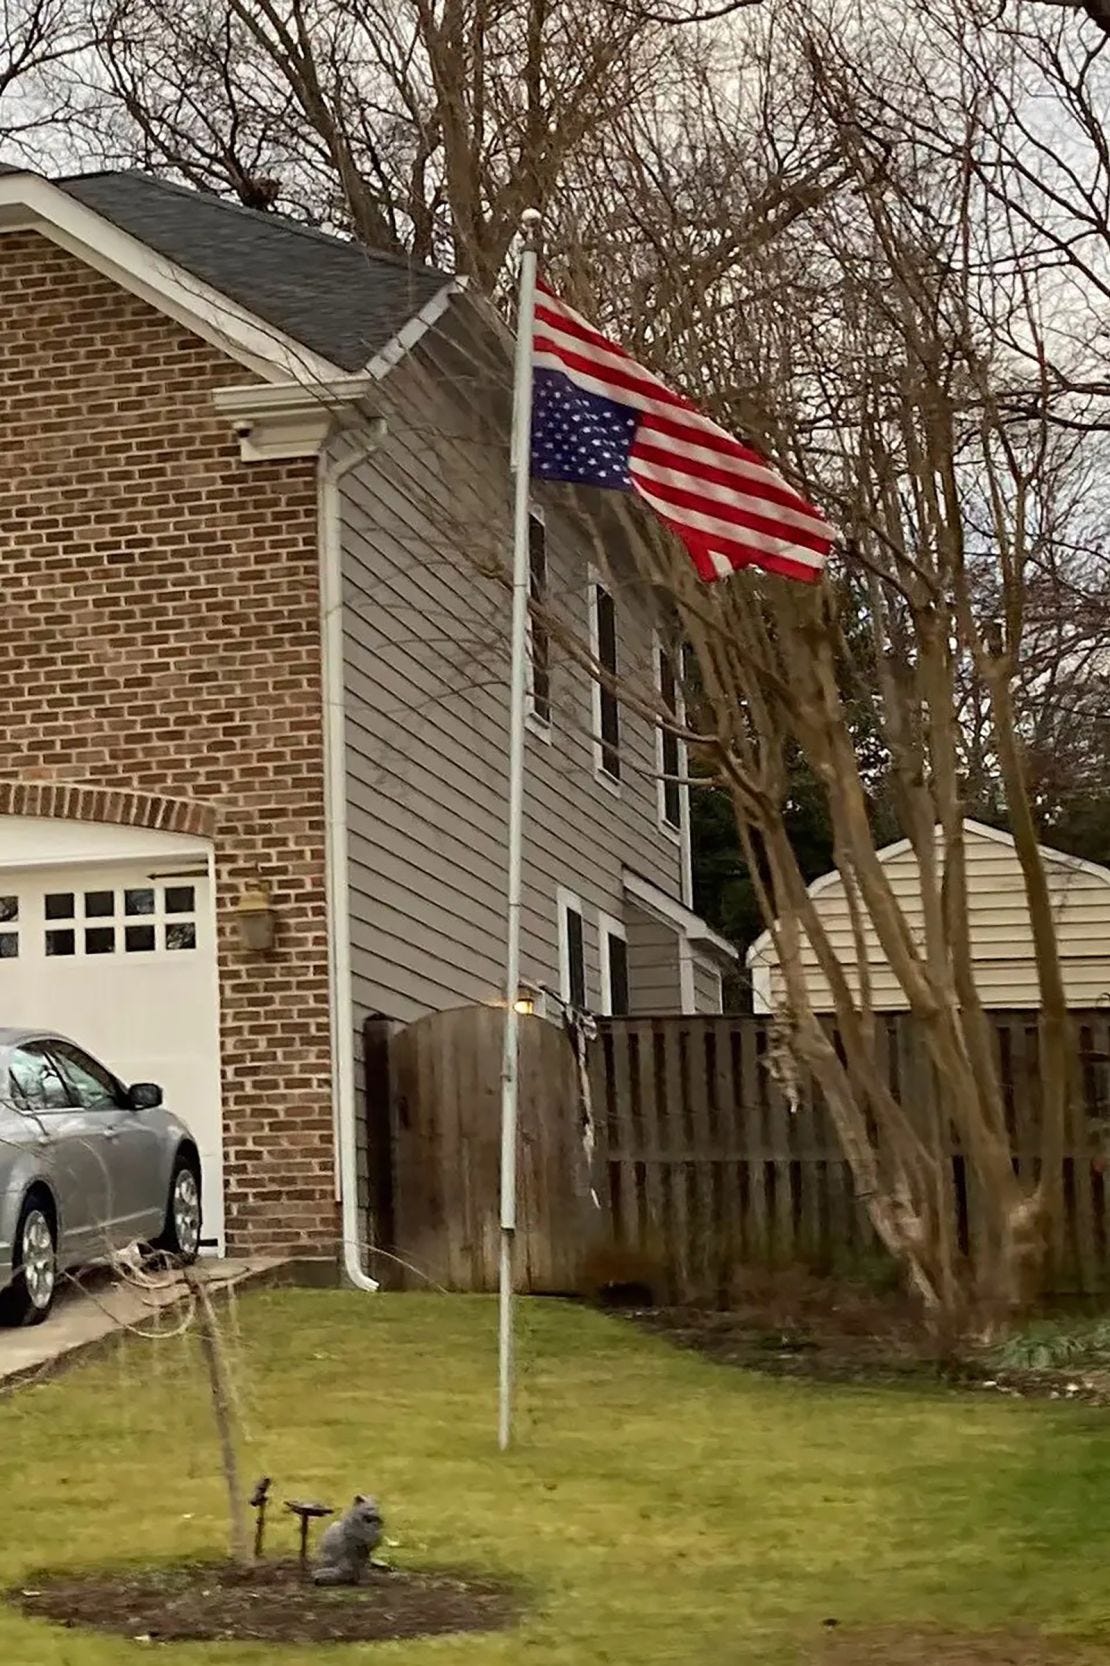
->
[0,780,218,841]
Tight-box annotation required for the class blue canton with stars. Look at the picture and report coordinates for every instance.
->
[530,369,637,490]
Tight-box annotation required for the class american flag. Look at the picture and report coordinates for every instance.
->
[531,280,833,584]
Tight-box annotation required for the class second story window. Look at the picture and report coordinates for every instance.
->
[558,887,587,1009]
[599,913,630,1016]
[590,578,620,784]
[528,512,551,727]
[657,643,682,833]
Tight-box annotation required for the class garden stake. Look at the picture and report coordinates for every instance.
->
[249,1476,271,1559]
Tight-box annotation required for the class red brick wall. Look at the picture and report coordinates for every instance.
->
[0,230,336,1258]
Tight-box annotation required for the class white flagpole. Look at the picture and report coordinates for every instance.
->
[498,207,541,1452]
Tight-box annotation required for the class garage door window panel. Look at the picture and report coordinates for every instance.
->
[33,884,200,957]
[0,895,18,960]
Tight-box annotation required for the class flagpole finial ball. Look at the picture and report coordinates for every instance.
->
[521,207,542,230]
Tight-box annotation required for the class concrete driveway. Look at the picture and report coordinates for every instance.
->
[0,1256,282,1389]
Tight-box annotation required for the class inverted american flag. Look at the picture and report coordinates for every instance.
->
[530,280,833,585]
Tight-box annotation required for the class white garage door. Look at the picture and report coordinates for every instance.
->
[0,818,224,1250]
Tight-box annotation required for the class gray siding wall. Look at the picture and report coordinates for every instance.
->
[693,954,723,1014]
[340,325,686,1061]
[624,908,683,1015]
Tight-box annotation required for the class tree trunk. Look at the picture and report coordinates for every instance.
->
[185,1267,250,1565]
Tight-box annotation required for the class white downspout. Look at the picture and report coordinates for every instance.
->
[677,691,696,1013]
[319,418,387,1293]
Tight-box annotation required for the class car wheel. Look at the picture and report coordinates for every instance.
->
[152,1153,201,1265]
[0,1193,58,1327]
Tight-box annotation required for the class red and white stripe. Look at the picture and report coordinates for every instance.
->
[533,281,833,585]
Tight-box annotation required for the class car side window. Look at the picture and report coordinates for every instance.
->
[51,1043,120,1112]
[9,1045,72,1112]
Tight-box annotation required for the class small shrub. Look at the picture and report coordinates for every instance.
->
[988,1319,1110,1373]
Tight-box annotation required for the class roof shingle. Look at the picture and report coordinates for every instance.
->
[59,171,451,373]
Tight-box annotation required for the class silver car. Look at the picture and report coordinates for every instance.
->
[0,1028,201,1327]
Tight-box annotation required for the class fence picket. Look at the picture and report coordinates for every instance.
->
[738,1023,768,1262]
[685,1021,716,1302]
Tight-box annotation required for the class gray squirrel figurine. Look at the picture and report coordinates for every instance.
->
[312,1494,386,1586]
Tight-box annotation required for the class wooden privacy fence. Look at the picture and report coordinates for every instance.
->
[591,1010,1110,1301]
[366,1004,1110,1300]
[368,1004,594,1292]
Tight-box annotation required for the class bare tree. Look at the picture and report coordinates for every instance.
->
[381,0,1110,1318]
[0,0,94,159]
[80,0,717,282]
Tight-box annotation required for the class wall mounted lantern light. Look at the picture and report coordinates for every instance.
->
[236,882,276,953]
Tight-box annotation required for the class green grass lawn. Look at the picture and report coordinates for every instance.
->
[3,1289,1110,1664]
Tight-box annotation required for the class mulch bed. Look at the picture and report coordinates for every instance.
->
[617,1276,1110,1404]
[10,1558,521,1645]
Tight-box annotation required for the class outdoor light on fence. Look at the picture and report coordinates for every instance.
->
[236,882,276,953]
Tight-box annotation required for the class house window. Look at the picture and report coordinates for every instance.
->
[657,644,682,832]
[590,578,620,783]
[557,887,587,1009]
[599,913,630,1016]
[527,511,551,727]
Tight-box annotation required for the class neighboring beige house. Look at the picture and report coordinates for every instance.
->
[747,820,1110,1012]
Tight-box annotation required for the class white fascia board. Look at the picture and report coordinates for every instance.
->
[361,275,469,379]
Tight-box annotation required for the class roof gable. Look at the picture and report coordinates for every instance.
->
[0,166,459,383]
[746,819,1110,967]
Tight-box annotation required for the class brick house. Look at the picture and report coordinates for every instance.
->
[0,166,735,1275]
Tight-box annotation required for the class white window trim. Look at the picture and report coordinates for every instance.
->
[653,630,686,847]
[556,886,586,1006]
[678,934,697,1014]
[597,910,628,1016]
[525,504,552,743]
[587,565,621,796]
